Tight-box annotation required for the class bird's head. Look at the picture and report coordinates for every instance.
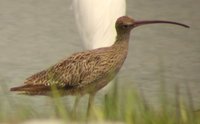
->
[115,16,189,40]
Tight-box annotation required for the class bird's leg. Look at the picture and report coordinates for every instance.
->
[87,92,96,119]
[72,96,81,119]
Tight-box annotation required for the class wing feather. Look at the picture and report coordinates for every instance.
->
[24,48,119,89]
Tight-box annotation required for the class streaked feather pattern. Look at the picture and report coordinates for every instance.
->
[11,41,128,96]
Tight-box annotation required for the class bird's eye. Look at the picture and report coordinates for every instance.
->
[122,25,129,29]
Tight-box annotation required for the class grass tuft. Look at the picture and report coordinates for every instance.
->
[1,79,199,124]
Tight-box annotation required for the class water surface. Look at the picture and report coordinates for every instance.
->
[0,0,199,112]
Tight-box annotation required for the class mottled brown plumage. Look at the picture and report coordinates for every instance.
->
[10,16,189,116]
[11,42,128,96]
[10,16,134,96]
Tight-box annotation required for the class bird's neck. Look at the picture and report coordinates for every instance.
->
[112,33,130,51]
[115,32,130,44]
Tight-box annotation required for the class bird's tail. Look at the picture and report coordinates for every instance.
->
[10,84,49,91]
[10,84,51,95]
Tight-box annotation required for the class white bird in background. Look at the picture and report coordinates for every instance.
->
[72,0,126,116]
[72,0,126,49]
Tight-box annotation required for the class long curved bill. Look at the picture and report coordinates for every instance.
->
[133,20,190,28]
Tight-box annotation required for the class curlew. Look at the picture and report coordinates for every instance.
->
[10,16,189,117]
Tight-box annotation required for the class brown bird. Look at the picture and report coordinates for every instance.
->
[10,16,189,116]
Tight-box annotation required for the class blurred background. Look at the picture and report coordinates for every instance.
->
[0,0,199,117]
